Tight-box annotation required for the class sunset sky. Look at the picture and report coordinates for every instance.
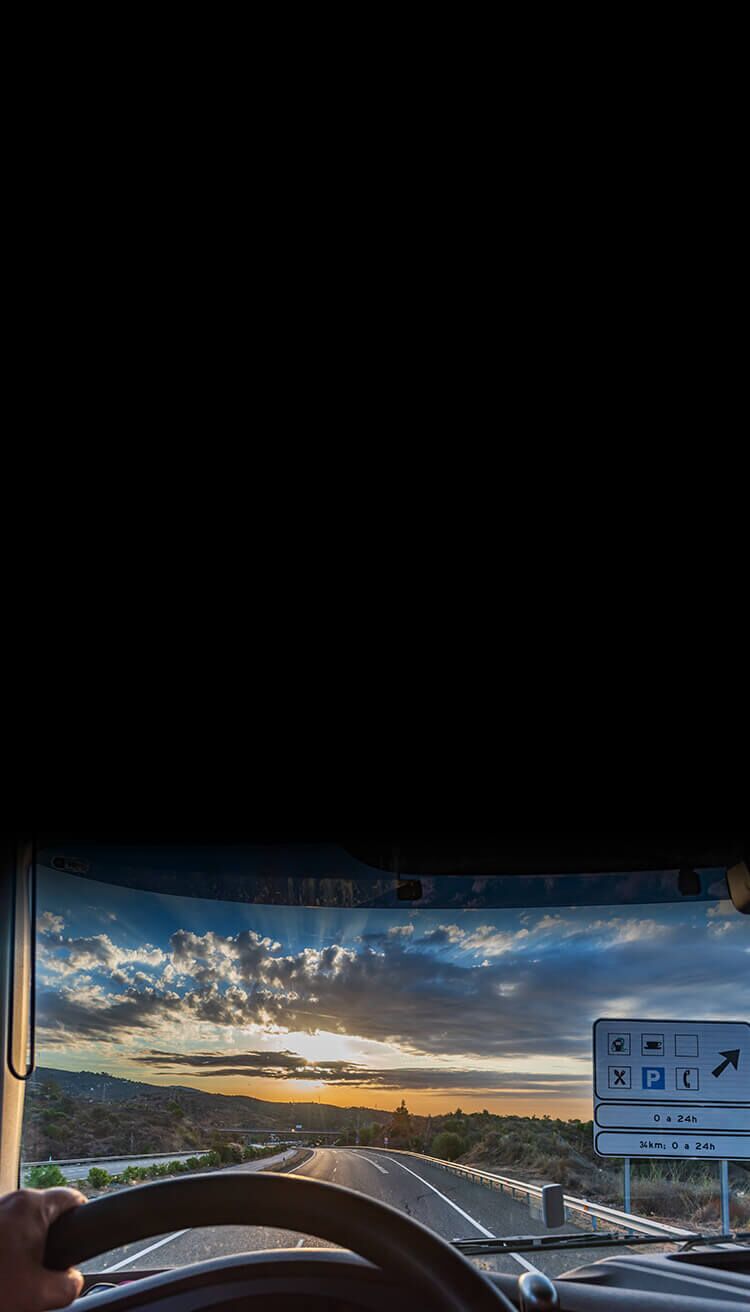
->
[33,866,748,1120]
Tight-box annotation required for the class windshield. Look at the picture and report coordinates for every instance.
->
[21,852,750,1282]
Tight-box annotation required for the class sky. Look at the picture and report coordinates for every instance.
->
[33,866,749,1120]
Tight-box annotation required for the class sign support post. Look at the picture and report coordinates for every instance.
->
[624,1156,631,1214]
[720,1158,730,1233]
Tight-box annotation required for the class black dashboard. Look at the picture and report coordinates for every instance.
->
[73,1245,750,1311]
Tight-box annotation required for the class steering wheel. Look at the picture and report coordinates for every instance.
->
[45,1171,515,1310]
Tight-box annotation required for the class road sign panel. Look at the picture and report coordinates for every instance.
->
[595,1131,750,1159]
[595,1102,750,1132]
[594,1018,749,1157]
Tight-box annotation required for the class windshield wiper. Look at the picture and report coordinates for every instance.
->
[452,1230,750,1257]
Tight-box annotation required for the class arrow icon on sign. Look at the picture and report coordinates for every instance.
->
[712,1049,740,1079]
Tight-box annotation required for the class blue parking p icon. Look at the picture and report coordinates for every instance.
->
[642,1067,665,1090]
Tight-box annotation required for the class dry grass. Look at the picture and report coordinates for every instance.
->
[460,1117,750,1231]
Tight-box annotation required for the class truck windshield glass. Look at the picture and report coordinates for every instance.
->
[22,856,749,1282]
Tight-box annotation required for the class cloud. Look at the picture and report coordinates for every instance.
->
[36,984,179,1045]
[130,1048,589,1096]
[706,902,745,936]
[706,901,735,918]
[416,923,530,957]
[35,912,750,1080]
[38,929,165,977]
[38,911,65,935]
[169,929,281,988]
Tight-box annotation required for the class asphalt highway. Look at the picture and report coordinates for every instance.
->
[80,1147,633,1282]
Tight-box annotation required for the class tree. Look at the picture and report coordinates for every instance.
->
[431,1131,465,1161]
[219,1142,243,1164]
[388,1100,412,1146]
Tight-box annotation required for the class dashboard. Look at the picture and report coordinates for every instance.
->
[73,1245,750,1311]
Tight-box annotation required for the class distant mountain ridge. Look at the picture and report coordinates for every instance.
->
[29,1066,388,1130]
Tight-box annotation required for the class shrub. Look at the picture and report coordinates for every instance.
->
[431,1132,466,1161]
[27,1164,67,1188]
[122,1166,147,1183]
[219,1143,244,1164]
[87,1167,111,1188]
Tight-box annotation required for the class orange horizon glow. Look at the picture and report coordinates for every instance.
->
[44,1058,590,1119]
[154,1077,591,1120]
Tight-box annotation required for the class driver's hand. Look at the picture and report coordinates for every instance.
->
[0,1187,86,1311]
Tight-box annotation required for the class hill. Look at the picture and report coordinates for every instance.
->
[23,1067,389,1161]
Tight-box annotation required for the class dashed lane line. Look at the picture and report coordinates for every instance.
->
[356,1155,389,1174]
[103,1231,190,1271]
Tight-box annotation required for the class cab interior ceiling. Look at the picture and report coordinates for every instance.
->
[33,831,748,910]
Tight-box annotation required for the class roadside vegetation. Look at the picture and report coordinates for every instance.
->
[25,1144,285,1195]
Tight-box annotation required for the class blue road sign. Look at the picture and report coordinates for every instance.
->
[642,1066,665,1090]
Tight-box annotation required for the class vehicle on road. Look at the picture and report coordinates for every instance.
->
[2,833,749,1309]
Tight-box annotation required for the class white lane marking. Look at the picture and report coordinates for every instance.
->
[357,1155,389,1174]
[383,1158,493,1235]
[102,1151,315,1270]
[380,1155,541,1275]
[287,1153,316,1174]
[295,1237,305,1247]
[506,1250,539,1272]
[103,1230,189,1271]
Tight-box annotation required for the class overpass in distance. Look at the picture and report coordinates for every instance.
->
[213,1128,342,1140]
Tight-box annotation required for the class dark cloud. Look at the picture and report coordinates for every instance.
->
[130,1048,589,1096]
[132,1048,358,1081]
[36,986,176,1044]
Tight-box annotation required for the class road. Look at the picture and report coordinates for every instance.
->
[81,1147,632,1282]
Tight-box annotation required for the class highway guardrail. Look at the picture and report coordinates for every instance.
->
[24,1151,211,1168]
[353,1147,692,1238]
